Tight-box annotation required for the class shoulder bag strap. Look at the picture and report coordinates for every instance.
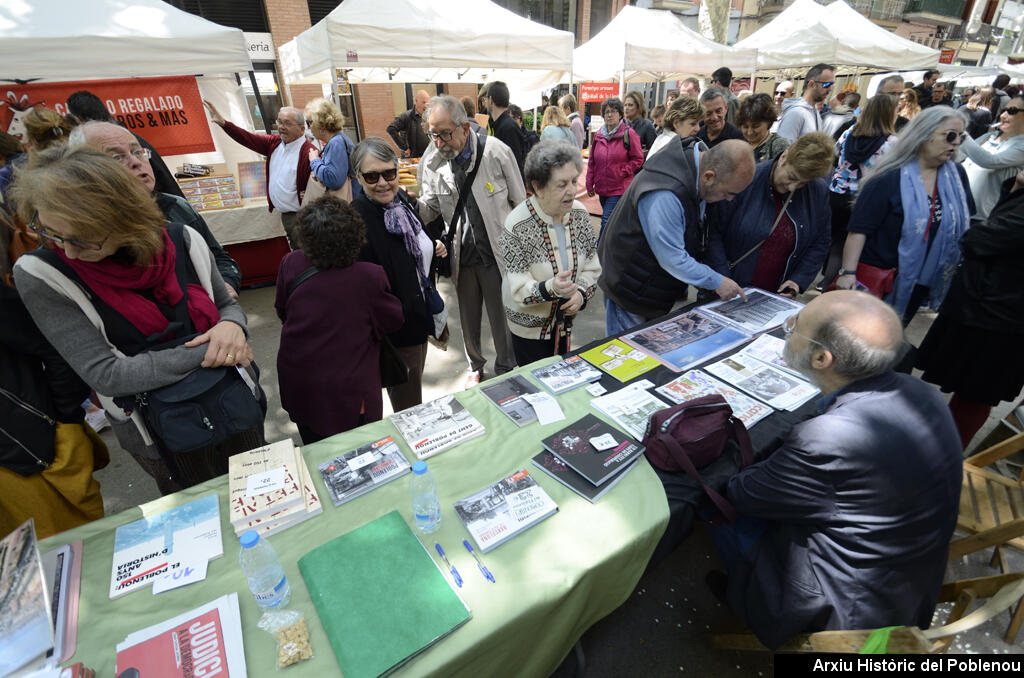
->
[286,265,321,298]
[727,190,794,271]
[444,132,487,240]
[730,416,754,468]
[654,429,739,524]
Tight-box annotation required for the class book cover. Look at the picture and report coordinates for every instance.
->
[480,375,540,426]
[530,356,602,394]
[298,511,471,678]
[621,310,751,372]
[115,593,246,678]
[318,435,412,507]
[237,452,324,537]
[227,440,305,526]
[109,494,223,599]
[697,288,803,334]
[531,451,640,503]
[655,370,773,428]
[704,353,820,412]
[390,394,485,460]
[590,384,671,441]
[579,338,661,382]
[0,520,53,678]
[540,413,644,486]
[454,469,559,553]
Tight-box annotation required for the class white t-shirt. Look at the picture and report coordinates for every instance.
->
[268,138,304,213]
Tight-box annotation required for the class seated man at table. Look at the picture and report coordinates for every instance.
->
[709,290,962,649]
[705,132,834,298]
[69,121,242,298]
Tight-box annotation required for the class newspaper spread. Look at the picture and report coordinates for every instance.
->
[621,310,751,372]
[734,334,805,379]
[699,288,803,334]
[590,383,670,441]
[655,369,773,427]
[703,353,819,411]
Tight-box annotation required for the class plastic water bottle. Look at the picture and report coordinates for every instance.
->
[239,530,291,609]
[410,461,441,534]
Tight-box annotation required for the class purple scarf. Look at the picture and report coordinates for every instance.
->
[383,196,425,276]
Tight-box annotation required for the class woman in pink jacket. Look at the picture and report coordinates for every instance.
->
[586,97,644,238]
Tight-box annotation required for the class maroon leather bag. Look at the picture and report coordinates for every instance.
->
[642,394,754,523]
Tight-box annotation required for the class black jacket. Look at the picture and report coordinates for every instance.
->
[0,283,89,475]
[386,108,429,158]
[155,192,242,291]
[939,178,1024,332]
[629,117,658,155]
[491,110,526,177]
[353,192,431,347]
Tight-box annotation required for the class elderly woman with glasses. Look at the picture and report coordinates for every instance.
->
[12,146,262,494]
[351,137,448,413]
[960,95,1024,219]
[499,140,601,365]
[836,106,975,326]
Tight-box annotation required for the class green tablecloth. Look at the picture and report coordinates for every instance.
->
[41,357,670,678]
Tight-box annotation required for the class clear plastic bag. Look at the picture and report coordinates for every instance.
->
[258,609,313,669]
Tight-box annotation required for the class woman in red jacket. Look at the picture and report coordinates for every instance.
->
[586,97,644,239]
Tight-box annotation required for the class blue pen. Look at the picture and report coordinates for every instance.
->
[435,543,463,588]
[463,539,496,583]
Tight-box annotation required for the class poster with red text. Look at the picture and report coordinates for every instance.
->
[0,76,214,156]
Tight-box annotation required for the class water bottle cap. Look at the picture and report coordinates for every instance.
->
[412,460,428,475]
[239,530,261,548]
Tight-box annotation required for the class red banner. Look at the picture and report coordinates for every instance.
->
[580,83,621,103]
[939,49,956,65]
[0,75,214,156]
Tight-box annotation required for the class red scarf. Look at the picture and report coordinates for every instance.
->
[57,230,220,339]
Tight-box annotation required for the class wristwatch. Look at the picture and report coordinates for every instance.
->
[838,269,858,276]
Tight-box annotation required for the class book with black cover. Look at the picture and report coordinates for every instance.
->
[531,451,640,503]
[530,356,603,394]
[480,375,540,426]
[454,469,558,553]
[540,413,645,486]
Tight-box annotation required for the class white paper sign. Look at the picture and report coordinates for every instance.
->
[589,433,618,450]
[347,451,378,472]
[630,379,656,391]
[521,392,566,425]
[246,466,286,497]
[586,382,608,396]
[152,559,208,594]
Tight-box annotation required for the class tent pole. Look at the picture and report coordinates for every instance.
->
[247,71,272,134]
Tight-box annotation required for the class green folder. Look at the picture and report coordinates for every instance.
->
[298,510,471,677]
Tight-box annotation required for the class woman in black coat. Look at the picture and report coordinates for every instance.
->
[917,170,1024,448]
[351,137,448,413]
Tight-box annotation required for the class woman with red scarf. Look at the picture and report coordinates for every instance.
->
[12,147,261,493]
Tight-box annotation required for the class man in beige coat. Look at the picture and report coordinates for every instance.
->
[418,95,526,386]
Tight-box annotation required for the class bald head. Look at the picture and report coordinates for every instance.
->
[786,291,905,392]
[68,120,155,192]
[414,90,430,115]
[699,140,756,203]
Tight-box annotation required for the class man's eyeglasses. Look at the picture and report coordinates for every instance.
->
[1003,106,1023,116]
[109,148,151,165]
[427,129,456,142]
[276,118,298,128]
[783,314,829,350]
[28,212,109,252]
[360,168,398,184]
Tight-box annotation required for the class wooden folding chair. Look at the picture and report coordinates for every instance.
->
[713,572,1024,653]
[949,430,1024,643]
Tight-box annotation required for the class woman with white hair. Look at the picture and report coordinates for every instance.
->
[305,97,358,201]
[499,140,601,365]
[836,106,975,326]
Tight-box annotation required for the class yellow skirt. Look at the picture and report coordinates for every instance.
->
[0,422,107,539]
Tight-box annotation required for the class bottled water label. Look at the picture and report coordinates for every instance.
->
[413,496,441,534]
[252,574,290,608]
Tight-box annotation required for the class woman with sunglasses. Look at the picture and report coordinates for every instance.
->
[11,147,262,494]
[836,107,975,326]
[351,137,448,413]
[960,95,1024,219]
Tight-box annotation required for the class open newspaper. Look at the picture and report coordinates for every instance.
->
[655,370,773,427]
[698,288,803,334]
[590,382,670,441]
[621,310,751,372]
[703,353,819,411]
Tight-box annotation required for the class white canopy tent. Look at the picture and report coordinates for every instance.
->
[0,0,252,82]
[277,0,573,89]
[571,5,758,83]
[735,0,939,73]
[864,66,1019,96]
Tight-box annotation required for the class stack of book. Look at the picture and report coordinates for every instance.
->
[532,414,645,503]
[390,394,486,460]
[317,435,412,507]
[454,469,559,552]
[228,440,322,539]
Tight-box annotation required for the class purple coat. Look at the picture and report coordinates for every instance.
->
[275,252,403,438]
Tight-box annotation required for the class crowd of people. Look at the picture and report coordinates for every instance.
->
[1,67,1023,650]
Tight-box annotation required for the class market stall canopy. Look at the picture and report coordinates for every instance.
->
[735,0,939,72]
[278,0,573,85]
[0,0,252,82]
[865,66,1009,96]
[572,5,758,82]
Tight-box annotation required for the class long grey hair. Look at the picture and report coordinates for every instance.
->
[860,105,968,188]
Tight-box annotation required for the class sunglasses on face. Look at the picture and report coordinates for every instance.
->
[1003,107,1023,116]
[820,81,834,89]
[940,130,966,144]
[28,212,108,251]
[360,168,398,184]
